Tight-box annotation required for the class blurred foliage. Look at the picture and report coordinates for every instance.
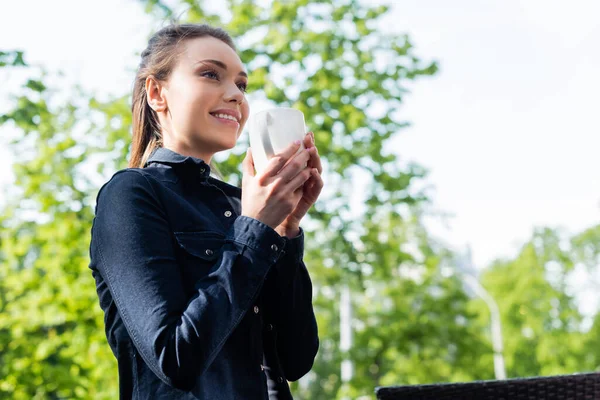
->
[477,229,584,377]
[474,226,600,379]
[0,54,118,399]
[480,225,600,377]
[0,1,598,399]
[0,50,26,67]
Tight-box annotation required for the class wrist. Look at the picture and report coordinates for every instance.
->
[275,223,300,238]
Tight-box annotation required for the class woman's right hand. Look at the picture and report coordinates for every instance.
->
[241,140,312,229]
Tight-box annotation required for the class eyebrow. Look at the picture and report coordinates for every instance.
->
[196,59,248,78]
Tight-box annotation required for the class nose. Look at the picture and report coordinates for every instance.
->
[224,81,244,104]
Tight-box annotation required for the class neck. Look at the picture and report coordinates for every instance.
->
[163,139,214,164]
[159,115,214,164]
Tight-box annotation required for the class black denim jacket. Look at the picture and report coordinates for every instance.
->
[88,147,319,399]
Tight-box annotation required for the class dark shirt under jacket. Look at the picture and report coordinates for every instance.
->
[88,147,319,399]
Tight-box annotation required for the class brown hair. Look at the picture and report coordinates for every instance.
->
[129,23,236,169]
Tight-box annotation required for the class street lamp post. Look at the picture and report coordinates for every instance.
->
[340,284,353,400]
[340,285,353,377]
[457,246,506,380]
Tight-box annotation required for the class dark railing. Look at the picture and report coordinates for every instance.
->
[376,372,600,400]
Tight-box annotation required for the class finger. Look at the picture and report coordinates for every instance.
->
[242,148,255,177]
[312,168,324,188]
[304,177,315,191]
[306,168,324,196]
[291,187,305,207]
[262,140,302,177]
[293,184,305,199]
[277,147,311,182]
[302,175,316,193]
[287,167,312,191]
[307,146,323,174]
[303,132,312,148]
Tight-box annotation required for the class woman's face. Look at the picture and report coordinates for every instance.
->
[161,36,249,160]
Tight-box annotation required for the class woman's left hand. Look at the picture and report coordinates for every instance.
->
[275,131,323,237]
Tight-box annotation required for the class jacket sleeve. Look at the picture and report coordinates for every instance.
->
[89,170,286,391]
[267,228,319,381]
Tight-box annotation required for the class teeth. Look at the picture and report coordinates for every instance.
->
[214,113,238,122]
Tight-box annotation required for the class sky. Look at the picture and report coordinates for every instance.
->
[386,1,600,268]
[0,0,599,270]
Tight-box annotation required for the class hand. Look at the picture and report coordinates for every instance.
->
[276,132,323,236]
[241,141,313,229]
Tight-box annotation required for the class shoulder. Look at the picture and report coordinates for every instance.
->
[98,168,154,195]
[95,168,166,211]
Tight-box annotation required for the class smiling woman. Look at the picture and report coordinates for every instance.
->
[88,23,323,400]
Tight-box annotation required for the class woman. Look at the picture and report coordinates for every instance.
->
[89,23,322,399]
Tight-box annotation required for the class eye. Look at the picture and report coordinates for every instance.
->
[237,81,248,93]
[199,70,219,80]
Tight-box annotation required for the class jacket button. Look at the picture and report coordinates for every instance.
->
[260,364,265,371]
[271,244,278,252]
[224,210,232,217]
[277,377,284,383]
[205,249,213,256]
[200,168,206,174]
[254,305,260,314]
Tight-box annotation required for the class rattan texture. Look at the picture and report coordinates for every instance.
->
[375,373,600,400]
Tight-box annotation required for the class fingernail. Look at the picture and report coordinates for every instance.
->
[294,140,301,145]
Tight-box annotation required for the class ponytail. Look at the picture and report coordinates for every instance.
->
[129,77,162,168]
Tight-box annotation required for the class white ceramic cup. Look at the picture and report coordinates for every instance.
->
[248,107,307,174]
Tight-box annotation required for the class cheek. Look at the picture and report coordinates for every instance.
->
[239,102,250,131]
[170,80,214,114]
[176,95,213,133]
[168,87,197,120]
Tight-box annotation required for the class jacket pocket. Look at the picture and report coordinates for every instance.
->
[174,231,226,262]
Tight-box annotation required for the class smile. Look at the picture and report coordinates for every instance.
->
[210,113,240,123]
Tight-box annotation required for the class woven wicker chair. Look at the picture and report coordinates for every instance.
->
[375,373,600,400]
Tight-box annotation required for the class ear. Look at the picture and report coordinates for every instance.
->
[145,75,168,112]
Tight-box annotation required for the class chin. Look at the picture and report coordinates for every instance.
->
[198,132,238,152]
[217,138,238,152]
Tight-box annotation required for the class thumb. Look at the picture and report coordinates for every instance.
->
[242,148,255,177]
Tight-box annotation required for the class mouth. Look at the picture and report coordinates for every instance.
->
[209,112,240,127]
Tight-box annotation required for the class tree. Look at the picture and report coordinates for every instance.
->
[0,1,495,398]
[0,54,118,398]
[475,225,600,379]
[572,224,600,372]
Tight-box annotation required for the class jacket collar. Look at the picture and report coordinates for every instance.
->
[146,147,243,197]
[146,147,211,176]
